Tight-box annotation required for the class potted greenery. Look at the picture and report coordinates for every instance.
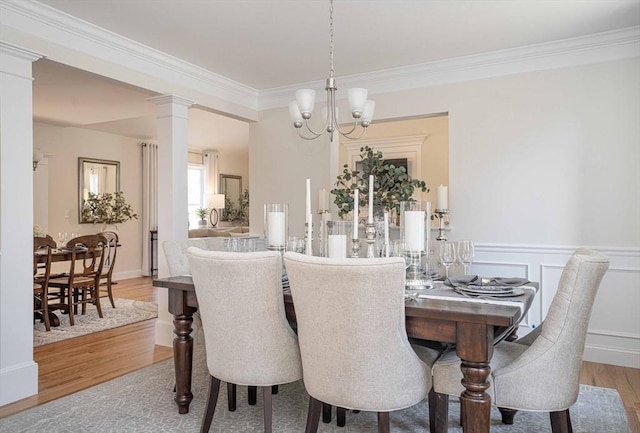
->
[331,146,428,221]
[195,207,210,227]
[82,191,138,230]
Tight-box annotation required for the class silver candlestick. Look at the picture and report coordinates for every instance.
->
[435,209,450,241]
[318,210,330,257]
[351,238,361,258]
[365,222,377,258]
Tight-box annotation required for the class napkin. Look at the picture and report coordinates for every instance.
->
[483,277,530,287]
[444,275,479,287]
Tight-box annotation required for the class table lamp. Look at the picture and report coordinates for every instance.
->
[206,193,226,227]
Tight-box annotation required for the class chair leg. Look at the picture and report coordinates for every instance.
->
[248,385,257,405]
[271,384,279,394]
[429,389,449,433]
[93,285,103,318]
[377,412,390,433]
[322,403,332,423]
[337,407,346,427]
[263,386,273,433]
[106,281,116,308]
[227,383,236,411]
[499,407,518,424]
[305,397,322,433]
[68,289,75,326]
[201,375,221,433]
[550,409,573,433]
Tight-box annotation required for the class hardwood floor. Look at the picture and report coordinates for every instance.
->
[0,276,638,433]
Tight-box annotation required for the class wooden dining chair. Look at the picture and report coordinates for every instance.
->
[97,230,118,308]
[48,234,108,326]
[430,248,610,433]
[186,248,302,433]
[283,252,440,433]
[33,235,58,331]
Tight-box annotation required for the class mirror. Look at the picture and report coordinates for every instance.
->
[219,174,242,221]
[78,157,120,223]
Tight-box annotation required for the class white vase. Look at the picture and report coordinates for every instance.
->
[101,224,118,234]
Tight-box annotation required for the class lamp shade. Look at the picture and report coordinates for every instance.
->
[347,88,368,116]
[361,100,375,124]
[295,89,316,117]
[207,193,226,209]
[289,101,303,123]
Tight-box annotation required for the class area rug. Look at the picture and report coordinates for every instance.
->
[0,347,630,433]
[33,298,158,346]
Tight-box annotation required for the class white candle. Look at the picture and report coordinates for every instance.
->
[306,212,313,255]
[404,210,425,252]
[352,188,359,240]
[328,234,347,258]
[268,212,286,247]
[306,178,311,222]
[318,188,328,211]
[368,175,374,223]
[437,185,448,210]
[383,211,389,257]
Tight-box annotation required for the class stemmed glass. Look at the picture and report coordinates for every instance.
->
[439,241,457,279]
[57,232,68,249]
[457,240,475,275]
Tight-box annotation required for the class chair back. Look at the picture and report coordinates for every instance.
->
[186,247,302,386]
[163,238,225,276]
[34,235,57,280]
[493,248,609,409]
[283,252,430,411]
[97,231,118,279]
[65,234,107,281]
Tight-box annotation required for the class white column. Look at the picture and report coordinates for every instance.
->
[147,94,194,347]
[0,42,44,406]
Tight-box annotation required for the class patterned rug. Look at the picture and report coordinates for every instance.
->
[33,298,158,346]
[0,347,630,432]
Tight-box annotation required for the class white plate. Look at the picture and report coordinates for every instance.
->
[456,287,525,297]
[457,285,515,295]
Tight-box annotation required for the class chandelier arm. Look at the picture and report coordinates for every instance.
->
[339,125,369,141]
[335,119,359,136]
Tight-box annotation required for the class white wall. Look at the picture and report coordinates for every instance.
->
[33,122,143,279]
[250,58,640,367]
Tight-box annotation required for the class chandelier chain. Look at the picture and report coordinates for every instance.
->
[329,0,334,78]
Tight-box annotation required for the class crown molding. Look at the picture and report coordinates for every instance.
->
[259,26,640,110]
[0,0,259,110]
[2,1,638,115]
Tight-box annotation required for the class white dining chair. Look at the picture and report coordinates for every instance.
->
[430,248,610,433]
[283,252,440,433]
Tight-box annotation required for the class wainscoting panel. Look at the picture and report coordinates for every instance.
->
[473,244,640,368]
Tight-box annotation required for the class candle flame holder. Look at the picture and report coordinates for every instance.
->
[435,208,449,241]
[365,222,377,258]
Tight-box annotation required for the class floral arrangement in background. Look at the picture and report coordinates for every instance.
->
[33,224,45,237]
[331,146,428,219]
[82,191,138,225]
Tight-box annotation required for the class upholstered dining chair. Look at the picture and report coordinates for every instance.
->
[430,248,610,433]
[48,234,108,326]
[97,231,118,308]
[283,252,440,433]
[186,248,302,433]
[33,235,59,331]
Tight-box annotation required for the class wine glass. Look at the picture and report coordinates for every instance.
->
[457,240,475,275]
[57,232,67,249]
[439,241,457,279]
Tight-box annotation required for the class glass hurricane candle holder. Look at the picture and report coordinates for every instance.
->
[264,203,288,251]
[327,220,352,259]
[400,201,433,289]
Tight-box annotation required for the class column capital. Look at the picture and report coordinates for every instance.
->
[0,42,45,62]
[147,94,195,107]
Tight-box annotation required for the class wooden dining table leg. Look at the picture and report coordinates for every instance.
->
[169,289,197,415]
[456,322,494,433]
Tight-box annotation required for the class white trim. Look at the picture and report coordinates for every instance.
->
[0,361,38,406]
[583,345,640,369]
[2,1,637,114]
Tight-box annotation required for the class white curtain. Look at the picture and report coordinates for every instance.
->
[141,142,158,276]
[203,149,219,194]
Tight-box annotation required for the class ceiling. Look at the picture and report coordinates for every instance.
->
[30,0,640,151]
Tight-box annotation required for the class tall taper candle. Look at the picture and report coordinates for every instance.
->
[318,188,328,211]
[306,178,311,222]
[353,188,359,239]
[437,185,448,210]
[383,211,389,257]
[368,175,374,223]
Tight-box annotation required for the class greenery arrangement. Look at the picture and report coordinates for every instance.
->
[224,189,250,225]
[331,146,428,219]
[82,191,138,225]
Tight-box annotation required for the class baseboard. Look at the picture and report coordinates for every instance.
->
[583,345,640,369]
[0,361,38,406]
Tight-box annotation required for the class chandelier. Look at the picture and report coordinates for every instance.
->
[289,0,375,141]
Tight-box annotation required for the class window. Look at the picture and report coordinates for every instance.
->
[187,165,205,228]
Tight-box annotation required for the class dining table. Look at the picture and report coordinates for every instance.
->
[152,274,537,433]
